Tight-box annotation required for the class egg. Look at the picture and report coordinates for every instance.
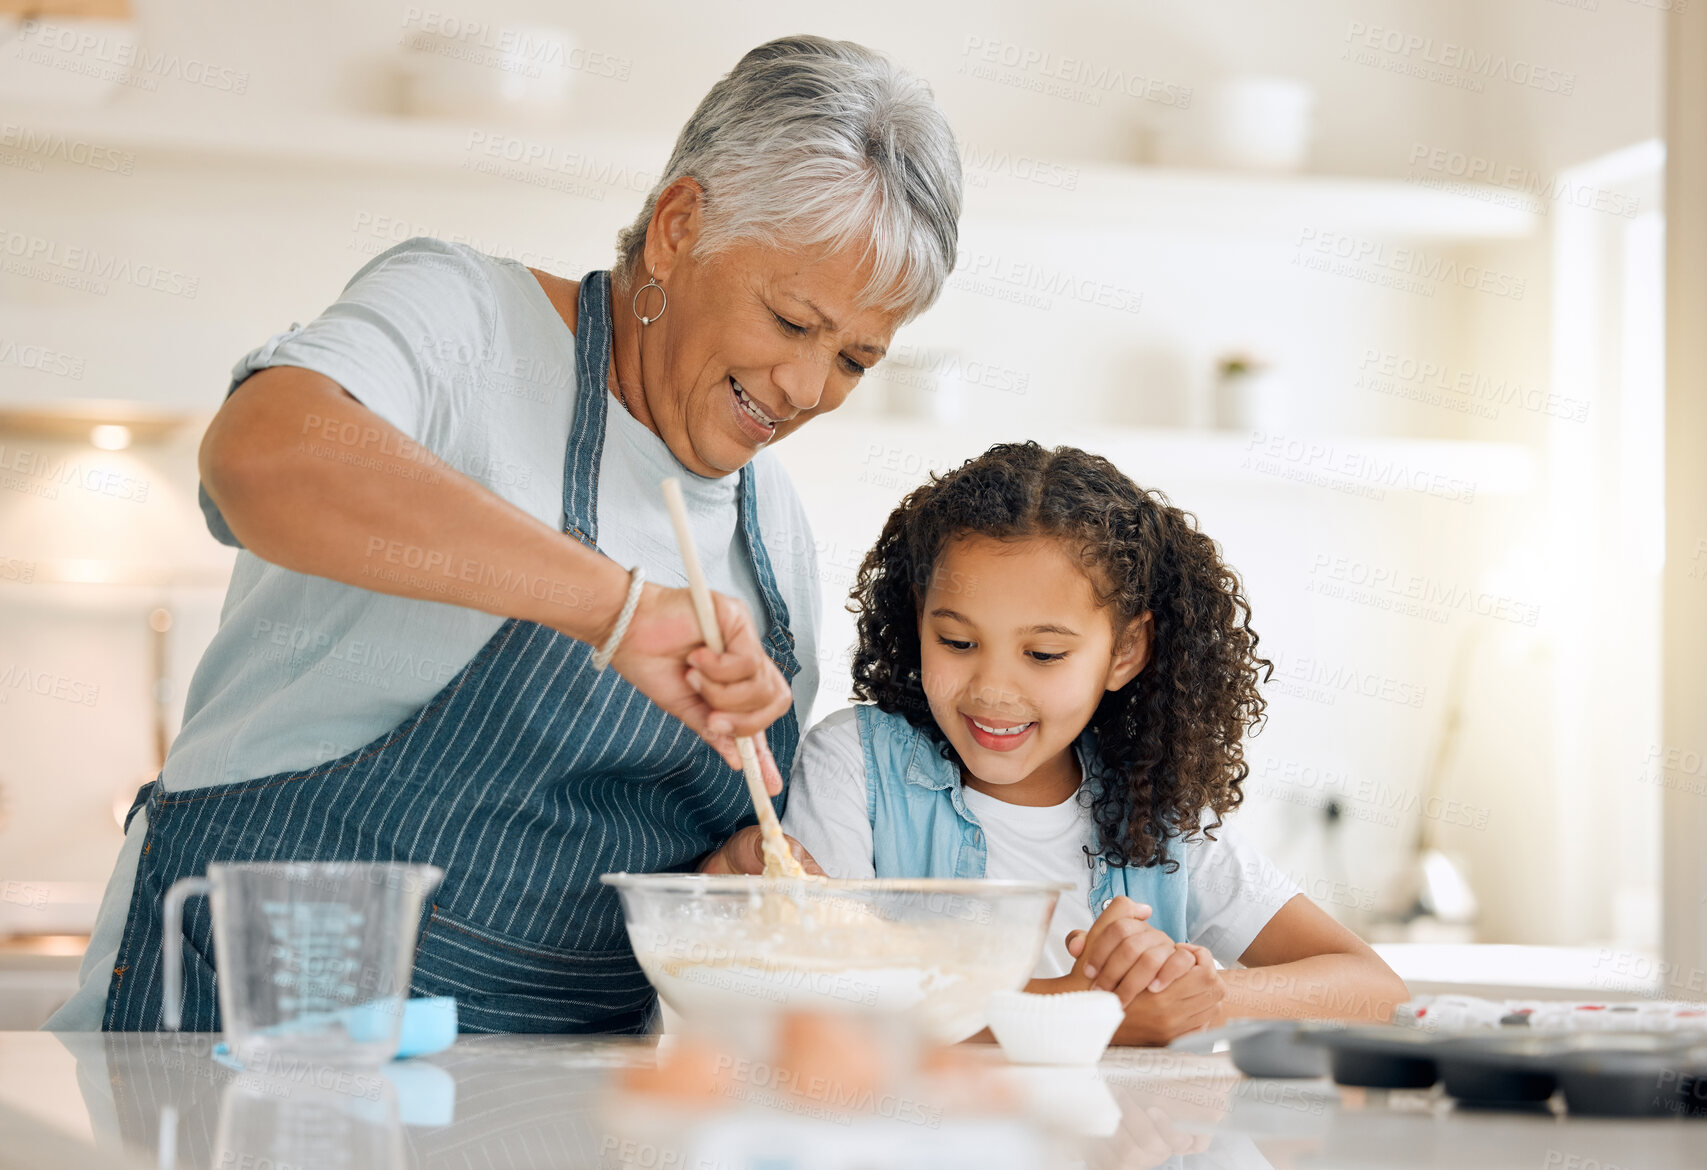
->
[616,1037,731,1100]
[774,1011,887,1105]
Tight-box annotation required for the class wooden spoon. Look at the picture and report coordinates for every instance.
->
[660,477,805,878]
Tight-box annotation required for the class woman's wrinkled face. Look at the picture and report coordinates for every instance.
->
[917,535,1149,797]
[646,232,906,477]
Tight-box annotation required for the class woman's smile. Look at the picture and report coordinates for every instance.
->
[729,374,782,444]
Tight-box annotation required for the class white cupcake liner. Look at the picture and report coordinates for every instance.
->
[985,989,1124,1065]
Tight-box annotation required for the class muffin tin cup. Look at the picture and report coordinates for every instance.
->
[1228,1020,1335,1079]
[1433,1033,1568,1106]
[1552,1037,1705,1119]
[1303,1026,1443,1090]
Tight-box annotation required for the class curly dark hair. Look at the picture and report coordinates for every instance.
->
[849,442,1272,872]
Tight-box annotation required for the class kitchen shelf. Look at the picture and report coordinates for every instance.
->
[4,100,1537,240]
[1,99,672,179]
[777,416,1537,498]
[966,160,1538,241]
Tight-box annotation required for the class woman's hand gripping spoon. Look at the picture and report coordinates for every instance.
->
[660,477,806,878]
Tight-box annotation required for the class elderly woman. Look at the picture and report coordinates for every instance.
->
[49,35,962,1034]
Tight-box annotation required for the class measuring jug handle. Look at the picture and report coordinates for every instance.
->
[160,876,210,1031]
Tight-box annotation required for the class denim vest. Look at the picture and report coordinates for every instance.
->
[856,705,1189,944]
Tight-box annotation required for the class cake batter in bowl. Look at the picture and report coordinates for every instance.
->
[602,875,1068,1043]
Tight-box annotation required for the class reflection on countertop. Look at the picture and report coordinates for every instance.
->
[0,1031,1702,1170]
[0,937,85,1032]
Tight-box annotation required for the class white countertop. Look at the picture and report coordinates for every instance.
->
[0,1031,1701,1170]
[1370,943,1666,1001]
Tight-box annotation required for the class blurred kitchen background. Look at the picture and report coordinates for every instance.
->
[3,0,1703,1028]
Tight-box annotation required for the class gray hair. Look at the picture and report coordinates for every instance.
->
[615,35,962,322]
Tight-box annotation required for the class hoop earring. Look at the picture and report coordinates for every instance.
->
[632,269,667,325]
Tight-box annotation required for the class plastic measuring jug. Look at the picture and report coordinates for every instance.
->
[161,860,443,1067]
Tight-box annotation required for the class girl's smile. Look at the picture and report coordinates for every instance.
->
[961,712,1038,752]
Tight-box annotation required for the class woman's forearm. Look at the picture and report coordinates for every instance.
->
[200,365,628,644]
[1213,953,1411,1026]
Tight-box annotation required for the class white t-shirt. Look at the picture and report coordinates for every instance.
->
[780,707,1302,978]
[47,237,822,1030]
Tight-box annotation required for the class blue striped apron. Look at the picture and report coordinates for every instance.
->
[103,270,802,1034]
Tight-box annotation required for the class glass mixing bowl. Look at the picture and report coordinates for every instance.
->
[602,874,1068,1044]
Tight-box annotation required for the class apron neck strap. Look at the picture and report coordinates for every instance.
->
[560,270,614,547]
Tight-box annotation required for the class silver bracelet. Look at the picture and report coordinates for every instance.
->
[591,565,647,671]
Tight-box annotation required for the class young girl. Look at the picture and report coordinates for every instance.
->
[780,442,1409,1046]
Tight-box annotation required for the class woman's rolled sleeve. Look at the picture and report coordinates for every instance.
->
[199,237,499,547]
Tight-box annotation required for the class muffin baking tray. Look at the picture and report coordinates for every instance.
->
[1174,1017,1707,1116]
[1298,1024,1707,1117]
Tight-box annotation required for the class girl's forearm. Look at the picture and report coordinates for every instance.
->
[1025,972,1091,995]
[1213,953,1411,1026]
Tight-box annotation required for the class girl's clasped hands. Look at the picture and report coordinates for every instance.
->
[1061,896,1227,1046]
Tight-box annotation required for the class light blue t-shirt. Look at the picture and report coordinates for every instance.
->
[48,237,821,1029]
